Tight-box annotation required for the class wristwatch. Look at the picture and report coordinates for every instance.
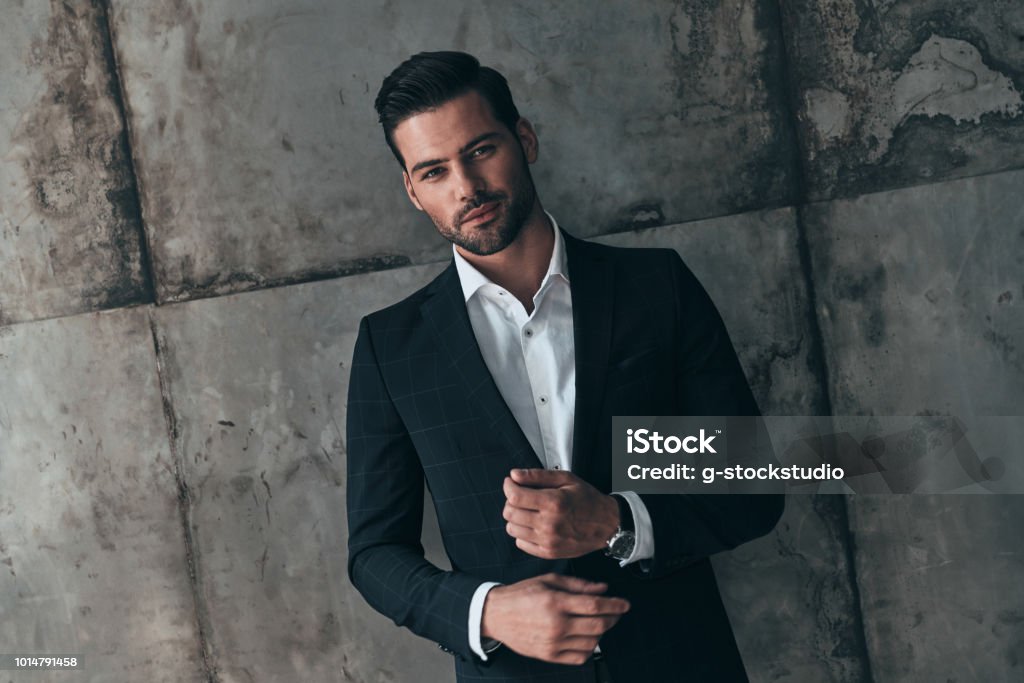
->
[604,494,636,561]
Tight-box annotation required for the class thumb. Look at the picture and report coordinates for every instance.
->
[510,467,572,488]
[540,573,608,595]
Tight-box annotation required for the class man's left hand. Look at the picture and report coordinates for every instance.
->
[502,469,619,560]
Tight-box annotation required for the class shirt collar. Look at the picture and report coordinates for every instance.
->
[452,211,569,303]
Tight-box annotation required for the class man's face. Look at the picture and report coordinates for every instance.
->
[392,90,539,256]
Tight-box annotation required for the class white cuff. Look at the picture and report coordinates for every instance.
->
[468,581,502,660]
[611,491,655,567]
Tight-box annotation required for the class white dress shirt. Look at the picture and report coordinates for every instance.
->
[452,213,655,660]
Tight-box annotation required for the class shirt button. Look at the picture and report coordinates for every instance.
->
[553,465,560,470]
[538,396,548,404]
[524,328,534,337]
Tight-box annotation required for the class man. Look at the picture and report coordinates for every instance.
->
[346,51,784,682]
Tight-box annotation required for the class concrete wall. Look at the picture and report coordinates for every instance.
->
[1,1,1021,681]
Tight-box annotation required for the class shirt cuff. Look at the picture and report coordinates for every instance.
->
[468,581,503,660]
[611,490,655,567]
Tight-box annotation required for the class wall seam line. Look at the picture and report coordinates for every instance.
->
[769,0,877,679]
[148,312,219,683]
[97,0,160,305]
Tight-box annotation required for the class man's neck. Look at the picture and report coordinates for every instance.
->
[456,203,554,314]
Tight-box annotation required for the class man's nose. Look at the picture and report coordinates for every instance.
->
[453,163,486,202]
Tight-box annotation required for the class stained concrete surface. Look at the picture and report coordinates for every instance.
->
[151,263,452,682]
[806,169,1024,419]
[806,169,1024,682]
[4,1,1024,680]
[0,307,204,682]
[598,212,871,682]
[849,495,1024,682]
[0,0,149,327]
[781,0,1024,201]
[108,0,796,304]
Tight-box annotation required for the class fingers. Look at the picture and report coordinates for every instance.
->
[551,650,596,666]
[503,477,547,511]
[505,521,536,544]
[557,592,631,617]
[567,581,612,595]
[510,467,575,488]
[556,636,602,652]
[550,637,602,663]
[503,516,552,557]
[501,574,629,666]
[502,503,537,528]
[504,477,574,517]
[539,573,607,594]
[515,537,556,559]
[564,614,626,637]
[538,577,631,637]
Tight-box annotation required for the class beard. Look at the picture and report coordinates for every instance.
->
[429,167,537,256]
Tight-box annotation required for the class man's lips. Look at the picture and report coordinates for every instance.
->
[461,202,500,225]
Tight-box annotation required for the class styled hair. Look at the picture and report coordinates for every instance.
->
[374,51,521,169]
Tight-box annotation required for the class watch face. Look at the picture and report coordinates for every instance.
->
[609,531,636,560]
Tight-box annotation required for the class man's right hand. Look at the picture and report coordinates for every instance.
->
[480,573,630,665]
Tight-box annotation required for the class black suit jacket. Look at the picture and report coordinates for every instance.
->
[346,231,784,682]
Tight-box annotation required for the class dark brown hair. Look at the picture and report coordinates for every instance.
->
[374,51,521,169]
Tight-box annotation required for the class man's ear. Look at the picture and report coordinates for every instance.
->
[402,170,424,212]
[515,118,539,164]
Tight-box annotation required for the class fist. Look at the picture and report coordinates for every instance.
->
[502,468,619,560]
[481,573,631,665]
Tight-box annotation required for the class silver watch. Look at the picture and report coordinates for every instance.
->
[605,527,636,561]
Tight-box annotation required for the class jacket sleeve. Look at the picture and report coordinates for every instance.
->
[635,250,785,579]
[346,316,483,660]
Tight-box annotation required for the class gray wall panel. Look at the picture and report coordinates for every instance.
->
[806,169,1024,682]
[0,307,203,682]
[108,0,795,303]
[151,263,452,682]
[0,1,149,326]
[849,495,1024,682]
[781,0,1024,201]
[806,169,1024,417]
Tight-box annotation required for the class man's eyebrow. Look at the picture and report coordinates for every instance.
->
[459,132,500,154]
[409,132,501,175]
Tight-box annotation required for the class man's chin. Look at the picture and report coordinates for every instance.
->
[451,223,518,256]
[455,239,510,257]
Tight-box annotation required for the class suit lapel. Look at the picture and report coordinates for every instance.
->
[563,233,614,484]
[418,232,616,483]
[420,262,543,471]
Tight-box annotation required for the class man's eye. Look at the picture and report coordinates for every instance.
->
[471,145,495,158]
[422,167,444,179]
